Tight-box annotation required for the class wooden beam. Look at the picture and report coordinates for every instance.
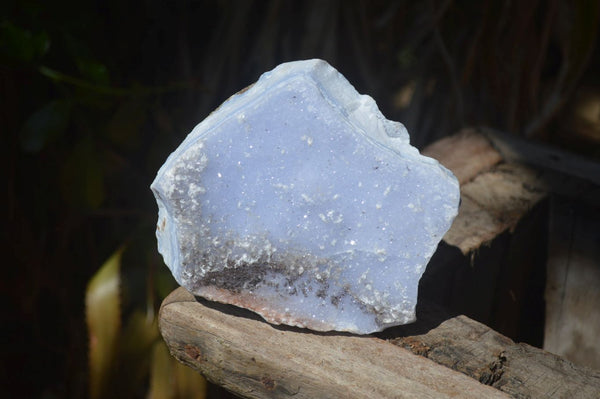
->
[159,288,510,399]
[160,288,600,398]
[387,302,600,398]
[423,128,548,254]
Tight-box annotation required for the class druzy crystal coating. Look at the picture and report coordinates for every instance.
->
[151,59,459,334]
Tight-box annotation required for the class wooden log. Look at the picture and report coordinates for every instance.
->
[387,304,600,398]
[160,288,600,398]
[159,288,510,399]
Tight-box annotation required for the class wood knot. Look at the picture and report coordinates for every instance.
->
[478,351,507,385]
[261,376,276,390]
[395,337,431,356]
[184,344,204,361]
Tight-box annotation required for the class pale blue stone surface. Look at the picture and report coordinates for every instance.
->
[151,59,459,334]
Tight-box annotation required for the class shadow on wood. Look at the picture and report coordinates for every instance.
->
[159,287,510,399]
[159,287,600,398]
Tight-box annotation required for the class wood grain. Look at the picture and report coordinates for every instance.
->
[423,128,548,254]
[388,309,600,398]
[160,288,600,398]
[159,288,510,399]
[422,128,503,185]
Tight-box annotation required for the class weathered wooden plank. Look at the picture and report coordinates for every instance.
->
[443,163,547,253]
[159,288,510,399]
[387,305,600,398]
[423,129,548,254]
[160,288,600,398]
[422,128,503,185]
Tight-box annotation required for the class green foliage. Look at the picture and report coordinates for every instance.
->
[0,21,49,64]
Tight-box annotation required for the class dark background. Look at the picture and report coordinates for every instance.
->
[2,1,599,398]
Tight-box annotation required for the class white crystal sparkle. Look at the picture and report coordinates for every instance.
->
[151,59,460,334]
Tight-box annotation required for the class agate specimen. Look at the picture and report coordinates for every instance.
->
[151,59,459,334]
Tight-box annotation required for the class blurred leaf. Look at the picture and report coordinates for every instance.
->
[148,341,174,399]
[106,99,146,150]
[39,65,128,96]
[116,310,161,398]
[61,32,110,85]
[60,136,106,209]
[0,21,50,64]
[19,100,71,153]
[39,65,189,98]
[148,340,207,399]
[85,247,181,399]
[172,353,207,399]
[76,58,110,85]
[86,247,123,399]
